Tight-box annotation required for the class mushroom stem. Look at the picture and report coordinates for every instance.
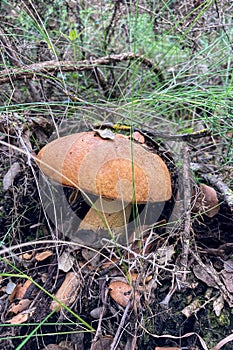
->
[77,197,132,245]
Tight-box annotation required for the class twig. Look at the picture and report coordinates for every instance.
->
[0,52,163,84]
[90,284,108,347]
[110,301,131,350]
[93,122,212,142]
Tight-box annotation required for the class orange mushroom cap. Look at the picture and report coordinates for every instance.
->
[37,131,172,203]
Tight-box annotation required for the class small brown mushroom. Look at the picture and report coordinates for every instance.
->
[108,280,140,308]
[193,183,220,218]
[37,131,172,246]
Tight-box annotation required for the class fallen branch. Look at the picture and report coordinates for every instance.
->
[0,52,163,84]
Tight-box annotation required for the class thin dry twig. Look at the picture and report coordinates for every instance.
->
[110,300,131,350]
[0,52,163,84]
[177,145,192,286]
[90,285,108,348]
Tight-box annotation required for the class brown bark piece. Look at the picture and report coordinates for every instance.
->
[50,272,79,311]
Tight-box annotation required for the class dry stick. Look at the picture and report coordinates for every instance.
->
[0,53,163,85]
[90,287,109,348]
[110,301,131,350]
[178,145,192,286]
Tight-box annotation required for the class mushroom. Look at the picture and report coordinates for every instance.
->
[108,279,140,308]
[37,131,172,246]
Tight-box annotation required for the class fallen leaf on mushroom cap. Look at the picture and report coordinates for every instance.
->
[95,128,115,140]
[133,131,145,144]
[108,280,140,308]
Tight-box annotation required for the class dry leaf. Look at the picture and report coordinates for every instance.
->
[223,259,233,272]
[181,299,202,318]
[3,162,21,190]
[6,281,16,295]
[109,280,140,308]
[8,299,31,314]
[95,128,115,140]
[58,251,75,272]
[193,265,217,288]
[221,270,233,293]
[19,252,33,260]
[101,257,118,269]
[10,280,32,301]
[213,295,224,317]
[35,250,53,261]
[7,311,30,324]
[50,272,79,311]
[157,245,175,265]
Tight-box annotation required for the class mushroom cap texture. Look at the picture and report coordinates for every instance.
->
[37,131,172,203]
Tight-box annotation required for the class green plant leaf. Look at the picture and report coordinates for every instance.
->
[69,29,78,41]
